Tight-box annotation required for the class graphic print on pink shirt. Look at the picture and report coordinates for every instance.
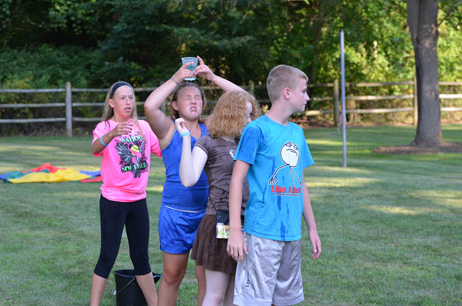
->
[115,133,148,178]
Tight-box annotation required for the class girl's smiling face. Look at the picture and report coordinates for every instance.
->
[109,86,135,121]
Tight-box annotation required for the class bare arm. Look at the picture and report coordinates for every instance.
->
[91,121,133,154]
[227,160,250,262]
[194,56,245,127]
[302,176,321,260]
[144,63,196,149]
[195,56,244,93]
[175,118,207,187]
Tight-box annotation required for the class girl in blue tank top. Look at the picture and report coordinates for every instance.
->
[144,56,246,306]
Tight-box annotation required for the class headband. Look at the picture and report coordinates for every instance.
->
[110,81,132,99]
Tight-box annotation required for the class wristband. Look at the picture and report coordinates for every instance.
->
[180,132,191,138]
[170,78,179,85]
[100,136,108,146]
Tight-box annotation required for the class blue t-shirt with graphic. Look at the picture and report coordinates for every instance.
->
[234,115,314,241]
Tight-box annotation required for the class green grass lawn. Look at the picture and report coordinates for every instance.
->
[0,124,461,305]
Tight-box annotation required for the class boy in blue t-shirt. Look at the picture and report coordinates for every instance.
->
[227,65,321,306]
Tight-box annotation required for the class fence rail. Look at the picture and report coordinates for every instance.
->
[1,80,462,136]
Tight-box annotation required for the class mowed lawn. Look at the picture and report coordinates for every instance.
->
[0,124,461,306]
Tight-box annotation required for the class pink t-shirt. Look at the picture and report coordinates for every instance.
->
[92,119,162,202]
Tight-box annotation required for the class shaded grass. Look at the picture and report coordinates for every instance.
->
[0,125,461,305]
[302,125,462,306]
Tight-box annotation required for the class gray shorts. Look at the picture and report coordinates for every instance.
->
[233,233,304,306]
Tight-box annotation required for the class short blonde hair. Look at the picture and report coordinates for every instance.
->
[208,91,261,138]
[266,65,308,103]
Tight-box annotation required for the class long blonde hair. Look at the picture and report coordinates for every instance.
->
[208,90,261,138]
[102,81,143,136]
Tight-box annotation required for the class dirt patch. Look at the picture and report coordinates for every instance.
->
[373,142,462,155]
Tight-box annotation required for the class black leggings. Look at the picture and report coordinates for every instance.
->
[94,195,152,279]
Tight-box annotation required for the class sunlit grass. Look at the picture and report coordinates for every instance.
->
[0,124,461,305]
[364,205,449,215]
[146,185,164,193]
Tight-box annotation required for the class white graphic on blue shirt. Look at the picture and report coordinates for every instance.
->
[268,141,302,192]
[116,133,148,178]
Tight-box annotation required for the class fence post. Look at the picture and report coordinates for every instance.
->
[249,81,255,96]
[333,79,339,127]
[65,82,72,137]
[413,76,418,126]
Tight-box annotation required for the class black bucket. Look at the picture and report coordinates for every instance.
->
[114,269,161,306]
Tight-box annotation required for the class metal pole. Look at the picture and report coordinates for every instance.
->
[65,82,72,137]
[340,30,347,167]
[413,75,418,125]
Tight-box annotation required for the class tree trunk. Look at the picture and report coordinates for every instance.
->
[407,0,443,147]
[307,1,325,111]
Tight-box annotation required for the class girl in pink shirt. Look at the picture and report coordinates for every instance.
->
[90,81,161,306]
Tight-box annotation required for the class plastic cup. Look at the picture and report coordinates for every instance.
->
[181,57,198,81]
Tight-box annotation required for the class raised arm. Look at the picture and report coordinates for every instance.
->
[195,56,244,93]
[302,176,321,260]
[194,56,245,126]
[144,63,196,149]
[227,160,250,262]
[175,118,207,187]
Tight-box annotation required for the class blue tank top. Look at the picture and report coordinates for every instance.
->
[161,122,209,211]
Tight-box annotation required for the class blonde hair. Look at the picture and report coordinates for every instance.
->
[102,81,143,136]
[208,90,261,138]
[169,82,207,120]
[266,65,308,103]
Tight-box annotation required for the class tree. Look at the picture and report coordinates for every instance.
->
[407,0,462,147]
[407,0,442,147]
[2,1,462,91]
[0,0,107,49]
[97,0,283,85]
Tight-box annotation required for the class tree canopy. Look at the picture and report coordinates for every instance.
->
[1,0,461,89]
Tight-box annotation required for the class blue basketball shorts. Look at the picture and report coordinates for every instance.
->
[158,205,205,254]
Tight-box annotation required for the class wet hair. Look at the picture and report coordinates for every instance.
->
[169,82,208,120]
[208,90,261,138]
[266,65,308,103]
[102,81,143,136]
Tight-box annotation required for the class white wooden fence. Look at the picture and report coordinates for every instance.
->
[1,80,461,137]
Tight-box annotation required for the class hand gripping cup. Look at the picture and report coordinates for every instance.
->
[181,57,198,81]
